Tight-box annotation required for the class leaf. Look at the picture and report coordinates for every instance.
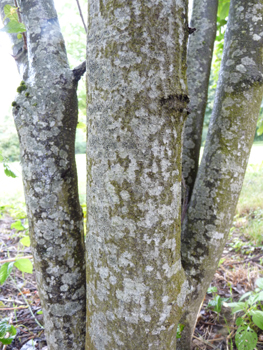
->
[214,295,222,313]
[6,324,16,336]
[207,286,218,294]
[227,302,247,313]
[0,335,16,345]
[3,163,17,178]
[240,291,253,301]
[248,291,263,305]
[0,20,26,34]
[236,317,244,326]
[77,121,86,131]
[0,321,8,338]
[219,2,230,21]
[3,5,19,22]
[0,263,14,285]
[17,33,22,39]
[0,319,15,344]
[235,326,257,350]
[176,323,185,339]
[14,259,33,274]
[250,310,263,330]
[0,301,6,308]
[20,236,30,247]
[257,124,263,136]
[11,220,25,231]
[37,310,43,315]
[256,278,263,290]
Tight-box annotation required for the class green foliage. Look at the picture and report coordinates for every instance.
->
[256,100,263,138]
[212,1,230,83]
[217,0,230,21]
[232,208,263,250]
[11,220,25,231]
[0,262,14,285]
[0,129,20,162]
[0,150,18,177]
[20,236,30,247]
[237,160,263,214]
[0,259,33,286]
[176,323,185,339]
[235,326,257,350]
[227,278,263,350]
[3,163,17,178]
[0,318,16,345]
[0,5,26,39]
[207,287,228,314]
[14,259,33,274]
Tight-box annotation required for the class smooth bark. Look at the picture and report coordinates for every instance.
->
[86,1,189,348]
[0,1,86,349]
[178,1,263,348]
[182,0,218,205]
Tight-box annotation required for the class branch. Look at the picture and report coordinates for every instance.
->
[75,0,87,33]
[0,255,33,264]
[14,0,27,50]
[72,60,86,81]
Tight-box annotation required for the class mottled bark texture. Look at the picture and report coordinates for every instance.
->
[86,0,189,349]
[178,1,263,348]
[182,0,218,204]
[0,1,86,350]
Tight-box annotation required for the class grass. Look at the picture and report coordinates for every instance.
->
[237,162,263,215]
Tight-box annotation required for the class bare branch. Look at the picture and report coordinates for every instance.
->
[75,0,87,33]
[72,60,86,81]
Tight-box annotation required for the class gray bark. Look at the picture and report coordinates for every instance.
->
[178,1,263,348]
[182,0,218,204]
[86,1,189,349]
[0,1,86,350]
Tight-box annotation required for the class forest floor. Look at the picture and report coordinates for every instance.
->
[0,212,263,350]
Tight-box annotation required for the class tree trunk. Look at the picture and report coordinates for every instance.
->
[182,0,218,204]
[178,0,263,348]
[0,1,86,350]
[86,1,189,348]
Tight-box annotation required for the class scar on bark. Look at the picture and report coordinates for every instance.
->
[160,94,190,114]
[188,27,196,35]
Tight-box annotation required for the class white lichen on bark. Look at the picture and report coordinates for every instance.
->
[86,0,189,348]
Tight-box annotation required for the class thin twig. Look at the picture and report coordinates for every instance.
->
[0,298,25,304]
[0,306,28,310]
[224,254,263,266]
[0,255,33,264]
[193,335,217,349]
[75,0,87,33]
[14,0,27,50]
